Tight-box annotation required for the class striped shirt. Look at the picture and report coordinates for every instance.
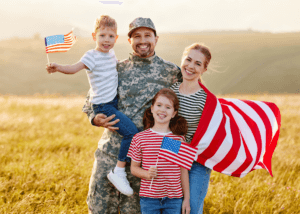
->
[127,129,185,198]
[80,49,118,104]
[170,82,207,142]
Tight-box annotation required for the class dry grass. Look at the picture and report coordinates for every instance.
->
[0,94,299,213]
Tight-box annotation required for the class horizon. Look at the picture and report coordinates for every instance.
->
[2,29,300,42]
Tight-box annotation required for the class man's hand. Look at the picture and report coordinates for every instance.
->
[93,113,120,131]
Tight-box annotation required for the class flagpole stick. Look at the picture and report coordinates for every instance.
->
[46,53,52,75]
[149,158,159,190]
[47,53,50,64]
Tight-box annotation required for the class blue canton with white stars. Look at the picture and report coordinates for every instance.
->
[161,137,181,154]
[45,34,64,46]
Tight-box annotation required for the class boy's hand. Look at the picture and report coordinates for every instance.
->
[93,113,120,131]
[182,198,191,214]
[147,166,157,180]
[46,63,59,74]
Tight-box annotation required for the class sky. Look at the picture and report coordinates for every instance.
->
[1,0,300,40]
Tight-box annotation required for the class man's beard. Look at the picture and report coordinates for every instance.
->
[135,44,152,57]
[140,52,150,57]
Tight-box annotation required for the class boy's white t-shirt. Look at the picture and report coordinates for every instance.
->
[80,49,118,105]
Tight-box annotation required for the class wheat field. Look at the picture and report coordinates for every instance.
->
[0,94,299,214]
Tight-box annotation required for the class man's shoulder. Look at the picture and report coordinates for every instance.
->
[155,56,180,70]
[117,58,131,71]
[118,58,130,65]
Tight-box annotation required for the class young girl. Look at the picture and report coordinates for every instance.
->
[127,88,191,214]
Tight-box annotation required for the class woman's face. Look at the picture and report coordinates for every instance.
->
[181,49,207,82]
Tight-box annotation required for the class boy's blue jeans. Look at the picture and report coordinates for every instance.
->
[92,96,139,162]
[140,197,183,214]
[189,162,211,214]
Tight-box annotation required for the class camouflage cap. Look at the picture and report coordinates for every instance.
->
[128,17,156,38]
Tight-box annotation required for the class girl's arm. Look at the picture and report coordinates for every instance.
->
[131,161,157,180]
[46,61,87,74]
[181,167,191,214]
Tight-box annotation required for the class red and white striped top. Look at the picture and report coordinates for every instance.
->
[127,129,185,198]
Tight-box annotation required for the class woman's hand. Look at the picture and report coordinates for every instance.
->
[182,198,191,214]
[147,166,157,180]
[93,113,120,131]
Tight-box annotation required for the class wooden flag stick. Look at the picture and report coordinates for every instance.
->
[46,53,52,75]
[46,53,50,64]
[149,158,159,190]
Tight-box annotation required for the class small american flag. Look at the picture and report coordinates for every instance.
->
[191,82,281,178]
[44,31,76,53]
[158,137,198,170]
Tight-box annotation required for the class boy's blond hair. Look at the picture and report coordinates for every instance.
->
[94,15,117,33]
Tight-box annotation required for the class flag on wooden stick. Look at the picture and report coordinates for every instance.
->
[150,136,198,190]
[158,137,198,170]
[45,30,76,53]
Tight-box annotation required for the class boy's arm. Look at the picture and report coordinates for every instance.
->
[46,61,87,74]
[131,161,157,180]
[181,167,191,214]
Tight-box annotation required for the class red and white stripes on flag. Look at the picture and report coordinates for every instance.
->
[190,82,281,178]
[45,31,77,53]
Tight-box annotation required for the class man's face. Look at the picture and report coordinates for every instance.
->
[128,27,158,58]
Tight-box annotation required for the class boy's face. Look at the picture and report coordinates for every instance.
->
[92,27,118,53]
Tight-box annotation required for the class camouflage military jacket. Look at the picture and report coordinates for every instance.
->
[83,53,181,158]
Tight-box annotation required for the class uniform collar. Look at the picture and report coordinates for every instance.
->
[129,53,156,64]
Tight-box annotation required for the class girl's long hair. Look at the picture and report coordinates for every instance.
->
[143,88,188,136]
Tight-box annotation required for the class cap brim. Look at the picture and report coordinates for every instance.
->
[128,27,156,38]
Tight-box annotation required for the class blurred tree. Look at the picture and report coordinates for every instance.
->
[33,33,41,40]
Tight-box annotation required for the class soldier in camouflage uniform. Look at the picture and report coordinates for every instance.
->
[83,17,181,214]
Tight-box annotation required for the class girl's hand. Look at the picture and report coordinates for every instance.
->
[182,198,191,214]
[147,166,157,179]
[46,63,59,74]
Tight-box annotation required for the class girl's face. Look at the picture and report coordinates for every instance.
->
[181,49,207,82]
[151,95,177,126]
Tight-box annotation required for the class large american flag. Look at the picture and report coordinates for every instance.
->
[158,137,198,170]
[44,31,76,53]
[190,82,281,178]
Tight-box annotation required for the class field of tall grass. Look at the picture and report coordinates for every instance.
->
[1,94,299,213]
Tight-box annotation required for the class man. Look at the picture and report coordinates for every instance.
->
[83,17,181,214]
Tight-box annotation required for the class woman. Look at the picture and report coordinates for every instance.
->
[170,43,212,214]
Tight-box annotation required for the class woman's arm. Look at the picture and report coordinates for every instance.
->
[131,161,157,180]
[181,167,191,214]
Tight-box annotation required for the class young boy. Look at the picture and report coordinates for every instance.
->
[46,15,138,196]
